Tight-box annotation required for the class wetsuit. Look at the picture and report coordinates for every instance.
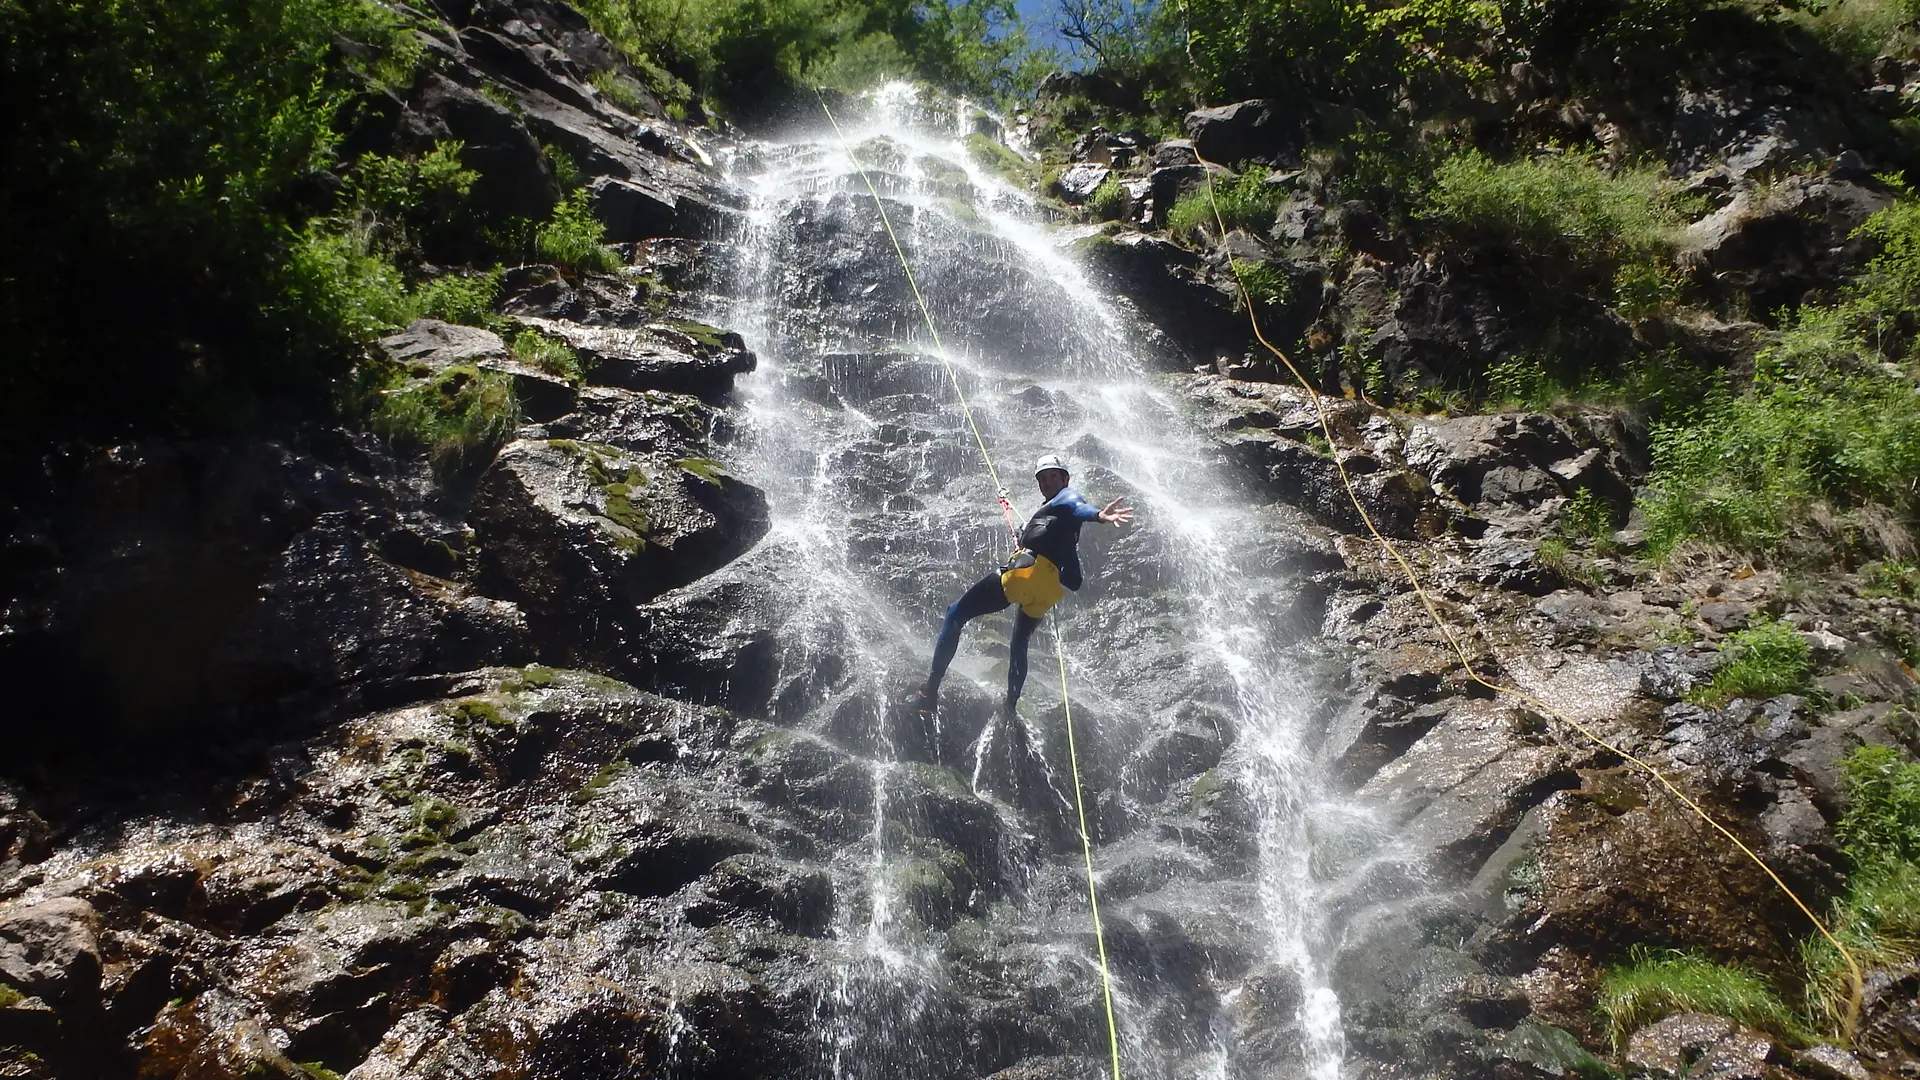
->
[924,486,1103,709]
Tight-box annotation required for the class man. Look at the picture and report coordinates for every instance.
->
[914,453,1133,718]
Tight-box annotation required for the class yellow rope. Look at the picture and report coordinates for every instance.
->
[1057,629,1126,1080]
[1194,156,1867,1038]
[815,90,1127,1078]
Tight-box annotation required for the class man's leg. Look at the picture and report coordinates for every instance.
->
[922,573,1012,703]
[1005,609,1041,712]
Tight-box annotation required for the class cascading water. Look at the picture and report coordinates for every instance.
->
[702,83,1397,1079]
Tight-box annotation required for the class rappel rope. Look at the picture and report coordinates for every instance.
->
[1194,156,1869,1037]
[815,91,1127,1080]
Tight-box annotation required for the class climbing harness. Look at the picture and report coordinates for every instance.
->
[1000,550,1067,617]
[815,90,1127,1080]
[1195,157,1869,1037]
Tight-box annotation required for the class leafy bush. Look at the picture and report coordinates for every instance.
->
[1838,746,1920,874]
[1088,175,1127,220]
[1862,559,1920,598]
[1641,193,1920,558]
[0,0,420,436]
[536,191,621,273]
[1598,949,1799,1049]
[570,0,1046,110]
[1561,488,1617,545]
[1691,618,1815,705]
[1168,170,1281,235]
[411,270,505,330]
[1641,317,1920,556]
[367,365,519,467]
[1234,261,1293,309]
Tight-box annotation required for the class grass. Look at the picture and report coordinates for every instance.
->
[511,328,582,381]
[1168,169,1281,236]
[1600,949,1799,1050]
[1690,617,1815,706]
[367,363,519,468]
[0,983,22,1008]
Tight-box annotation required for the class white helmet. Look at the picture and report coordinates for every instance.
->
[1034,453,1070,479]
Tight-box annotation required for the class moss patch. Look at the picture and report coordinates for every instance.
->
[964,133,1038,189]
[572,759,632,803]
[675,457,727,484]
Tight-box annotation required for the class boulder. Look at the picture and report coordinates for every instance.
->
[1684,176,1893,316]
[1402,412,1634,515]
[1055,162,1111,203]
[0,897,101,1003]
[1625,1012,1775,1079]
[589,176,738,242]
[516,317,756,399]
[470,438,769,642]
[1666,81,1857,180]
[1150,139,1200,168]
[1184,99,1305,166]
[377,319,577,421]
[205,517,533,716]
[1073,231,1247,364]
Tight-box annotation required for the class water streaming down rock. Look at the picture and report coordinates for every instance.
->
[693,84,1406,1079]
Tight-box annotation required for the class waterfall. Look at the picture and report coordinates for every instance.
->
[702,83,1392,1080]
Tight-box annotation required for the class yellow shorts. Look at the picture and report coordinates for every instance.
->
[1000,552,1066,618]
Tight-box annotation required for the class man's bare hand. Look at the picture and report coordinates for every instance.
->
[1098,496,1134,527]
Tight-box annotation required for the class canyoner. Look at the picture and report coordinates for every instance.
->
[913,453,1133,722]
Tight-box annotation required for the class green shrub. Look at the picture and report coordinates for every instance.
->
[1598,949,1799,1049]
[1168,169,1281,235]
[1803,747,1920,1033]
[1862,559,1920,598]
[1838,745,1920,875]
[1234,261,1293,309]
[1691,617,1815,705]
[410,270,505,329]
[280,226,416,344]
[588,68,647,113]
[1641,316,1920,557]
[1088,174,1127,220]
[1422,150,1689,284]
[0,0,422,436]
[512,329,584,382]
[367,364,519,467]
[1561,488,1617,545]
[536,191,621,273]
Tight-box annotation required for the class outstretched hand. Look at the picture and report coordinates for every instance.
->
[1098,496,1134,527]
